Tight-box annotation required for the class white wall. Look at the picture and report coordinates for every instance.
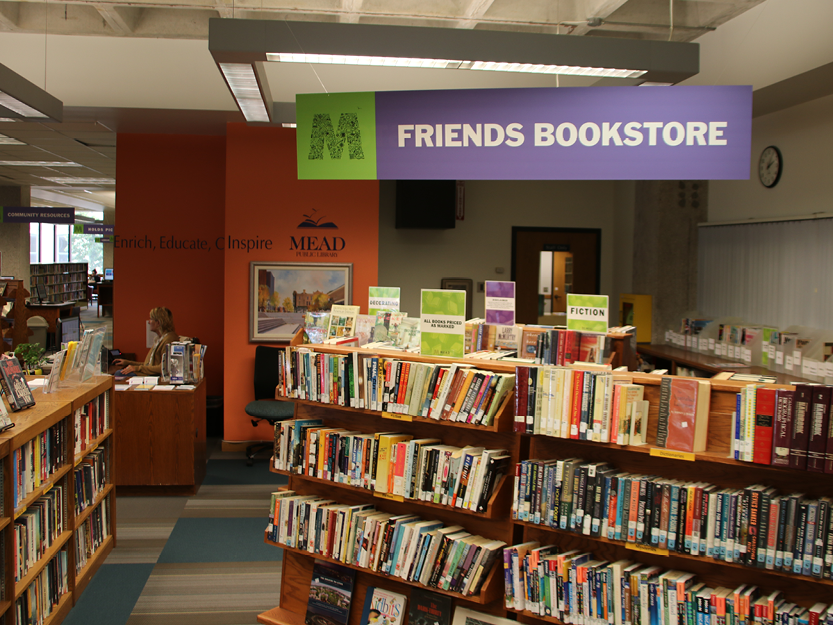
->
[378,179,616,319]
[709,93,833,221]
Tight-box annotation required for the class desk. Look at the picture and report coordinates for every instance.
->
[113,379,207,495]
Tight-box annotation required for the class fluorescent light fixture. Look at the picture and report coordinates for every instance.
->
[0,133,24,145]
[281,123,297,128]
[268,52,645,78]
[640,82,674,86]
[0,90,48,118]
[0,118,21,122]
[0,160,81,167]
[41,177,115,184]
[219,63,270,123]
[0,63,62,121]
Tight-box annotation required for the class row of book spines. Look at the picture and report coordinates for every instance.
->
[503,545,824,625]
[74,501,110,573]
[277,424,508,512]
[266,493,502,597]
[514,458,833,580]
[514,366,645,443]
[15,548,69,625]
[13,423,67,508]
[15,486,66,582]
[735,385,833,474]
[530,329,609,366]
[74,452,107,511]
[30,263,87,273]
[279,348,514,426]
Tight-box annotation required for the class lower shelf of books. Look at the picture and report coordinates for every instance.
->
[268,541,502,605]
[15,531,72,600]
[73,534,115,600]
[39,587,72,625]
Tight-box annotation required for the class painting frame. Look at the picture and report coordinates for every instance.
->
[250,261,352,343]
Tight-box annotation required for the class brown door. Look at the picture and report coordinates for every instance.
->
[512,227,601,325]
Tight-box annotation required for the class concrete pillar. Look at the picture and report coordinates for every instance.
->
[0,186,32,287]
[632,181,708,344]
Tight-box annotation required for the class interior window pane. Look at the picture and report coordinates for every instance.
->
[41,223,55,264]
[29,223,39,263]
[56,224,70,263]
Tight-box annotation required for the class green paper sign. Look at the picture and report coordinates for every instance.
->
[368,286,400,316]
[420,289,466,359]
[567,294,609,333]
[296,92,377,180]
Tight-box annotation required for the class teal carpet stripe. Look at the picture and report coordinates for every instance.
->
[157,517,284,563]
[202,459,289,486]
[63,563,155,625]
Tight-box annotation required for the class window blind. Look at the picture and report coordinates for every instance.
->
[697,218,833,330]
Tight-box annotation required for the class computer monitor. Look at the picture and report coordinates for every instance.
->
[57,316,81,344]
[104,268,113,281]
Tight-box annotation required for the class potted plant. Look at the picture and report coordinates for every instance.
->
[14,343,46,375]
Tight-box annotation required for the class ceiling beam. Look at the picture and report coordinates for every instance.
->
[93,4,142,35]
[340,0,363,24]
[570,0,630,36]
[456,0,495,29]
[215,0,233,19]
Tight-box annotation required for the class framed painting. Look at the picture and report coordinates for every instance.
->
[250,261,352,342]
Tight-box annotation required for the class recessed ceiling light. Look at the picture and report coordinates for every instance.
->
[41,177,115,184]
[267,52,646,79]
[0,160,81,166]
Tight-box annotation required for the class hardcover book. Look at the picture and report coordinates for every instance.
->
[305,311,332,344]
[0,356,36,411]
[328,305,361,339]
[484,281,515,326]
[657,378,711,453]
[409,587,452,625]
[304,561,356,625]
[360,587,407,625]
[420,290,466,359]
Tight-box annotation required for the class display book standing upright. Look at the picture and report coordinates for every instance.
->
[0,374,115,625]
[506,370,833,625]
[259,344,521,625]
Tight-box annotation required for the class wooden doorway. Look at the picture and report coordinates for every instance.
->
[511,227,601,325]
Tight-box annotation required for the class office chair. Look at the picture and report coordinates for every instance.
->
[245,345,295,465]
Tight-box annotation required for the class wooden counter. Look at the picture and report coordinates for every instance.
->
[113,379,207,495]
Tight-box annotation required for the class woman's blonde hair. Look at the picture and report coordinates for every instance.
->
[150,307,176,334]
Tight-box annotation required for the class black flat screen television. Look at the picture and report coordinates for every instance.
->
[395,180,457,229]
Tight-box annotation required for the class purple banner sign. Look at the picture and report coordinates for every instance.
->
[2,207,75,224]
[375,86,752,180]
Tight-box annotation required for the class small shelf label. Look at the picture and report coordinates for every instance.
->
[374,492,405,503]
[650,448,695,462]
[42,483,53,495]
[382,411,412,422]
[626,543,669,557]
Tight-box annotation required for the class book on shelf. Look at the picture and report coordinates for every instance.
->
[484,281,515,326]
[451,608,516,625]
[328,305,361,340]
[374,311,408,345]
[512,455,833,580]
[409,588,452,625]
[807,385,832,473]
[0,355,36,411]
[304,560,356,625]
[0,392,12,431]
[656,377,711,453]
[360,588,407,625]
[421,289,466,359]
[368,286,401,316]
[266,494,504,596]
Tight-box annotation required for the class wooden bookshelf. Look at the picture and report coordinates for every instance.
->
[29,263,88,305]
[263,346,522,625]
[514,370,833,624]
[1,375,115,625]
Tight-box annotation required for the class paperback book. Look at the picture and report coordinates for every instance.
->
[0,355,36,411]
[305,561,356,625]
[368,286,401,316]
[360,588,407,625]
[484,281,515,326]
[328,305,360,340]
[409,589,452,625]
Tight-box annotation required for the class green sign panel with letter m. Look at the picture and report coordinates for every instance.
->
[296,92,377,180]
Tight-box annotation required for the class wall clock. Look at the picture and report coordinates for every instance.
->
[758,145,782,188]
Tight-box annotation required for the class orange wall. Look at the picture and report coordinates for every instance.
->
[223,124,379,441]
[114,134,226,397]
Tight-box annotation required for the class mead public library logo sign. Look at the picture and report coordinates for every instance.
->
[295,85,753,181]
[290,210,345,258]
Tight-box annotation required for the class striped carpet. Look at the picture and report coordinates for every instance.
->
[64,443,287,625]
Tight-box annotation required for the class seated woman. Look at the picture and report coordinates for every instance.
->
[113,307,178,376]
